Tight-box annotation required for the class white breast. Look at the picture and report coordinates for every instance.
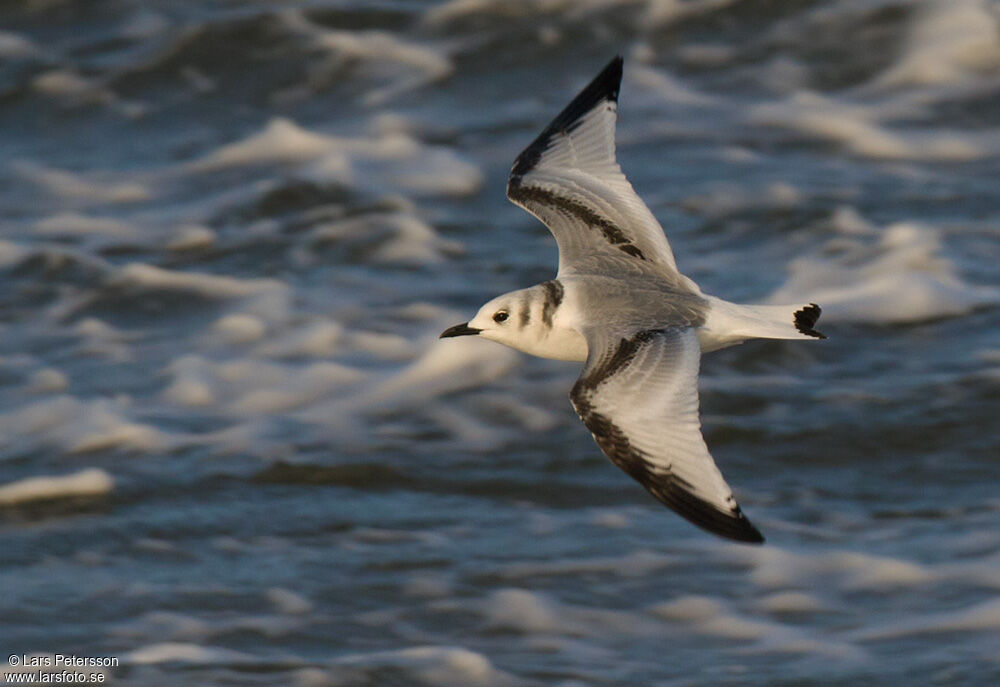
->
[519,322,589,362]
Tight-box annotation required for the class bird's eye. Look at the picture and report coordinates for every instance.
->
[493,310,509,323]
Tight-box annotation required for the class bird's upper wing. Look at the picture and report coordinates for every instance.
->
[507,56,681,275]
[570,325,764,543]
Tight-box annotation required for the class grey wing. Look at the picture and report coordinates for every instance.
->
[570,326,764,543]
[506,57,685,277]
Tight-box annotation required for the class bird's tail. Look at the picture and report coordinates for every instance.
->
[700,298,826,351]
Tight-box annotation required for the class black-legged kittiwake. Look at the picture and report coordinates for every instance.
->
[441,56,825,544]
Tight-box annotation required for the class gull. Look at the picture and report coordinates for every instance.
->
[441,57,825,544]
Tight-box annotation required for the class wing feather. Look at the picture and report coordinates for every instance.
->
[570,326,764,543]
[507,56,683,275]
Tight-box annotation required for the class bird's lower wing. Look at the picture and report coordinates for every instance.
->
[570,326,764,543]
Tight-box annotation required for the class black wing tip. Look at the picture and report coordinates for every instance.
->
[658,485,766,545]
[794,303,827,339]
[572,384,766,546]
[553,54,623,121]
[726,508,766,544]
[593,54,624,104]
[509,55,624,179]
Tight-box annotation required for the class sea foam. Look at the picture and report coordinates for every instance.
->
[769,219,1000,324]
[0,468,113,506]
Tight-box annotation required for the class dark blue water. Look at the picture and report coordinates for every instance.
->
[1,1,998,684]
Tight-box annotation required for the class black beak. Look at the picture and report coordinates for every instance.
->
[439,322,482,339]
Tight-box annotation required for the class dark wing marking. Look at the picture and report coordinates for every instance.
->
[570,326,764,544]
[794,303,826,339]
[540,279,564,327]
[506,57,685,275]
[510,56,624,179]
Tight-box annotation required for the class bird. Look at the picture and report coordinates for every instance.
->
[440,56,825,544]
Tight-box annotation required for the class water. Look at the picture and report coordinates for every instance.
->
[1,1,998,684]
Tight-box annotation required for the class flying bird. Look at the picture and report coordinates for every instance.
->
[441,56,825,543]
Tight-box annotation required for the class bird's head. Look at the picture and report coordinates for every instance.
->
[440,292,523,348]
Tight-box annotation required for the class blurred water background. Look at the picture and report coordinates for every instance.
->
[1,0,999,684]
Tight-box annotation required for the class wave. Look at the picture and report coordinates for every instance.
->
[769,216,1000,324]
[0,468,113,506]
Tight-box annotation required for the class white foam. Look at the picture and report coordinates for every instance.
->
[34,212,137,238]
[280,10,453,106]
[163,374,215,407]
[649,593,863,659]
[756,591,827,614]
[315,114,481,196]
[348,330,414,360]
[0,468,113,506]
[425,0,695,28]
[589,509,630,529]
[641,0,736,28]
[419,405,504,448]
[118,606,304,649]
[26,368,69,394]
[113,611,210,643]
[485,588,563,634]
[869,0,1000,90]
[30,69,142,116]
[748,636,865,661]
[253,321,347,358]
[32,69,102,99]
[742,546,934,591]
[650,595,780,640]
[308,212,462,265]
[629,62,717,107]
[0,244,111,288]
[335,646,509,687]
[0,239,28,267]
[72,318,133,362]
[193,117,481,197]
[769,220,1000,323]
[162,355,365,415]
[155,321,512,447]
[403,573,454,598]
[649,594,721,622]
[827,205,878,235]
[483,588,657,638]
[750,91,988,160]
[212,314,268,346]
[855,598,1000,640]
[357,144,482,196]
[0,395,167,454]
[109,263,289,300]
[71,419,165,454]
[238,362,365,414]
[126,642,254,665]
[0,30,37,58]
[476,392,561,433]
[365,335,519,406]
[254,317,420,360]
[167,225,216,251]
[682,182,801,218]
[193,118,343,169]
[14,161,149,204]
[267,588,312,615]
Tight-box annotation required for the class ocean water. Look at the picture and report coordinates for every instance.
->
[0,0,998,684]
